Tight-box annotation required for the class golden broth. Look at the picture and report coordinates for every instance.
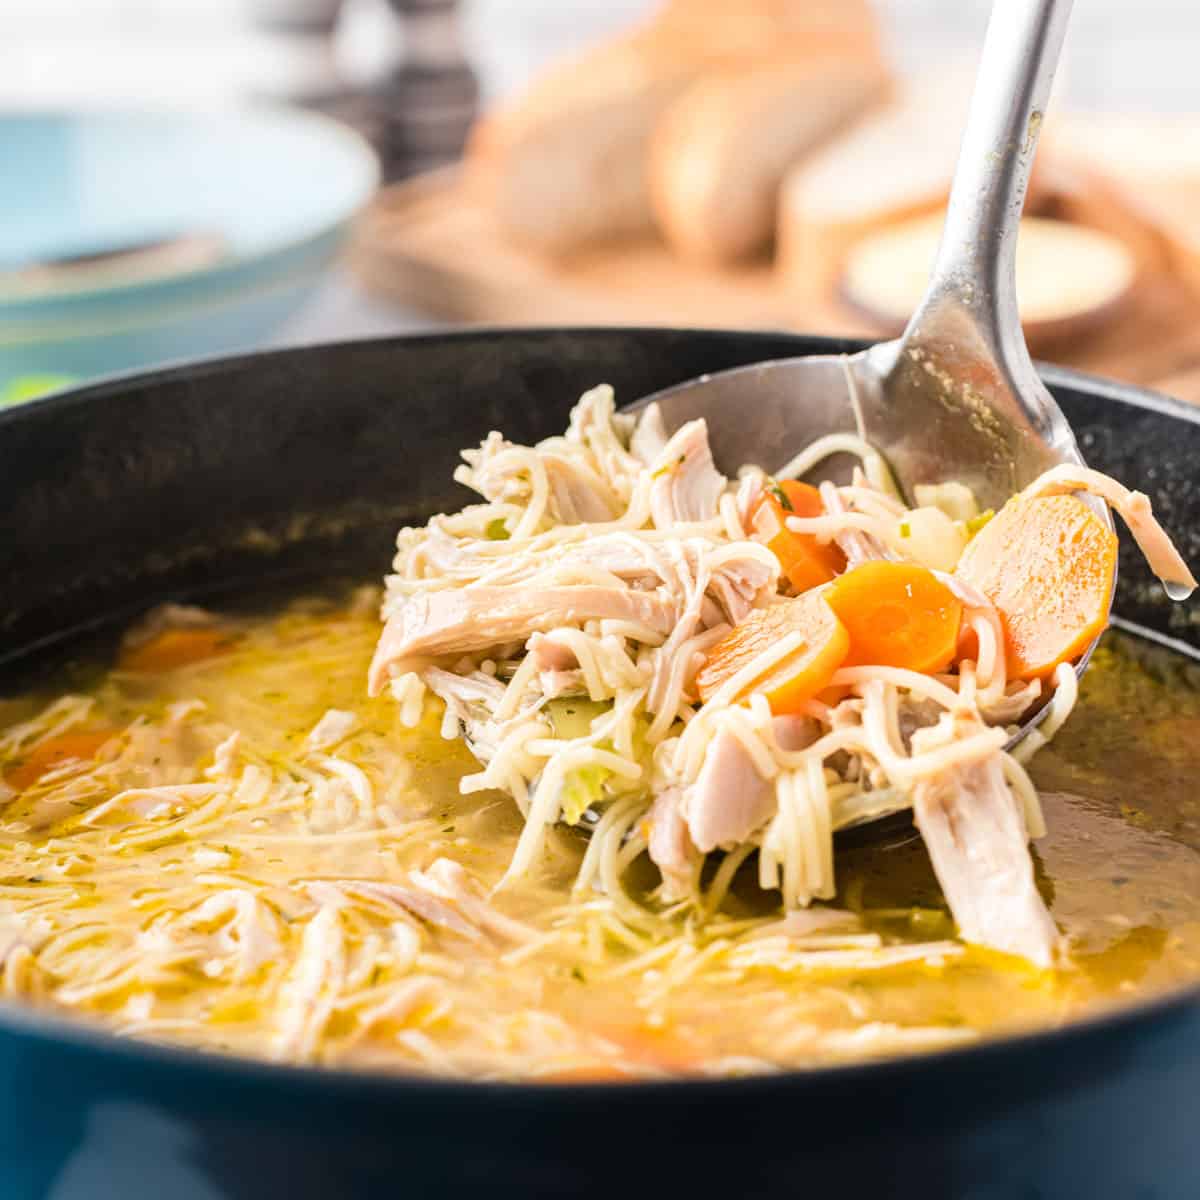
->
[0,591,1198,1081]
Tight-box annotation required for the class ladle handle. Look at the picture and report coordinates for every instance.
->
[911,0,1073,373]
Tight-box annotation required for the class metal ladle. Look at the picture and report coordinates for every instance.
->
[627,0,1097,761]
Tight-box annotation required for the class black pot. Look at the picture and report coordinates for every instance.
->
[1,329,1199,1200]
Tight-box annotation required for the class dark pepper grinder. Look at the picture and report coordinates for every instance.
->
[375,0,480,181]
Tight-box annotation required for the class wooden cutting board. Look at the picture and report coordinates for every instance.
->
[350,169,1200,402]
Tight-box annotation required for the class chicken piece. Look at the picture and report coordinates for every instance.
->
[706,555,777,625]
[1020,463,1196,598]
[818,480,891,568]
[911,713,1061,967]
[408,858,535,944]
[539,670,587,701]
[630,402,669,467]
[456,435,622,526]
[683,719,817,853]
[322,863,536,946]
[649,419,726,527]
[397,527,771,614]
[305,710,359,753]
[311,878,484,945]
[422,669,507,764]
[527,632,577,672]
[369,585,676,692]
[773,715,820,753]
[646,786,699,898]
[181,889,282,982]
[561,384,645,505]
[543,454,622,523]
[526,634,588,700]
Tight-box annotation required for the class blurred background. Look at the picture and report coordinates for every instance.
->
[5,0,1200,404]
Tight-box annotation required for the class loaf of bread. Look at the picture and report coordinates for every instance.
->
[1043,113,1200,285]
[649,56,889,264]
[839,212,1137,346]
[775,75,979,298]
[466,27,702,253]
[654,0,881,58]
[468,0,882,255]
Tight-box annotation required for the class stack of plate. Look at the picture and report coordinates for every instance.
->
[1,107,378,399]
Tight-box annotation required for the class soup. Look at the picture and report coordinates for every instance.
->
[0,383,1194,1081]
[0,593,1197,1080]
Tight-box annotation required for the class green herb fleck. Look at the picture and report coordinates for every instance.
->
[442,826,455,834]
[25,876,43,884]
[485,518,510,541]
[898,520,911,538]
[966,509,995,537]
[571,966,587,984]
[766,479,794,512]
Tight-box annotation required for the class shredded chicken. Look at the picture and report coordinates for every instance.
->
[369,585,677,690]
[306,710,359,753]
[648,419,726,527]
[912,713,1061,968]
[646,787,698,898]
[629,400,669,467]
[409,858,536,944]
[368,378,1194,967]
[273,903,344,1061]
[683,731,772,853]
[1020,463,1196,596]
[182,890,282,982]
[423,668,507,763]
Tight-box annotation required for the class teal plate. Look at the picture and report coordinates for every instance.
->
[0,108,379,389]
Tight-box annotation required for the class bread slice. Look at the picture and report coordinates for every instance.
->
[776,75,982,299]
[655,0,881,58]
[649,57,890,264]
[468,0,882,255]
[1043,113,1200,288]
[466,28,702,253]
[839,213,1136,347]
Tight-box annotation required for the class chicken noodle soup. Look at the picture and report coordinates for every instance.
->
[0,383,1194,1079]
[370,385,1192,968]
[1,599,1200,1078]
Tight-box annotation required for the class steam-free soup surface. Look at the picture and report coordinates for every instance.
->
[0,590,1198,1080]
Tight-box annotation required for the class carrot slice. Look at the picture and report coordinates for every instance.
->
[955,492,1117,679]
[696,590,850,715]
[751,479,846,594]
[592,1024,704,1074]
[826,561,963,673]
[119,627,235,674]
[537,1064,638,1084]
[4,730,113,791]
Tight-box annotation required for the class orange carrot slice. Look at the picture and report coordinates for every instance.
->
[696,590,850,714]
[119,627,235,674]
[826,561,963,673]
[4,730,114,791]
[593,1024,704,1074]
[751,479,846,594]
[537,1064,638,1084]
[955,492,1117,679]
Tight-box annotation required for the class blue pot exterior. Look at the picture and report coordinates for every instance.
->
[1,992,1197,1199]
[0,328,1198,1199]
